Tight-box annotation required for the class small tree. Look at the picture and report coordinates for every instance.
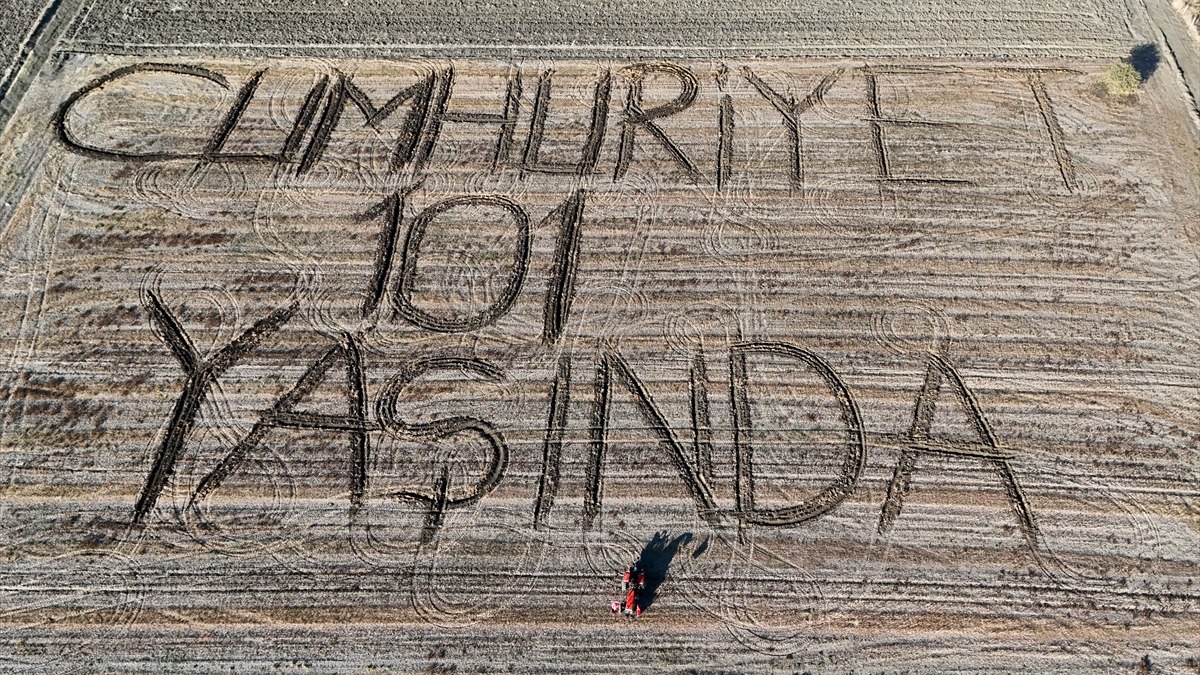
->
[1104,61,1142,97]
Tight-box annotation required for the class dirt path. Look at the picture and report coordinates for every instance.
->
[1135,0,1200,131]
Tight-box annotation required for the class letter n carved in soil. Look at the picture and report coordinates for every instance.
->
[584,350,718,530]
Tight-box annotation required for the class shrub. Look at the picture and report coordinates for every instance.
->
[1104,61,1143,97]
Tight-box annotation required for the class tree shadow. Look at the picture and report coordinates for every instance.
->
[633,530,693,612]
[1129,42,1160,81]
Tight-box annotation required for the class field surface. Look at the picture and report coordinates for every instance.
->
[61,0,1130,57]
[1,1,1199,673]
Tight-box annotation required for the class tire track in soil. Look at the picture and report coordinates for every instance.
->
[0,549,146,670]
[409,509,551,628]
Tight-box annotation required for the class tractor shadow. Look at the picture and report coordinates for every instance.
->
[634,530,693,612]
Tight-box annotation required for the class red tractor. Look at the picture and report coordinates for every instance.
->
[610,563,645,619]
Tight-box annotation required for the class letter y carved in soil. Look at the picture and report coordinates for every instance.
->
[131,291,298,525]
